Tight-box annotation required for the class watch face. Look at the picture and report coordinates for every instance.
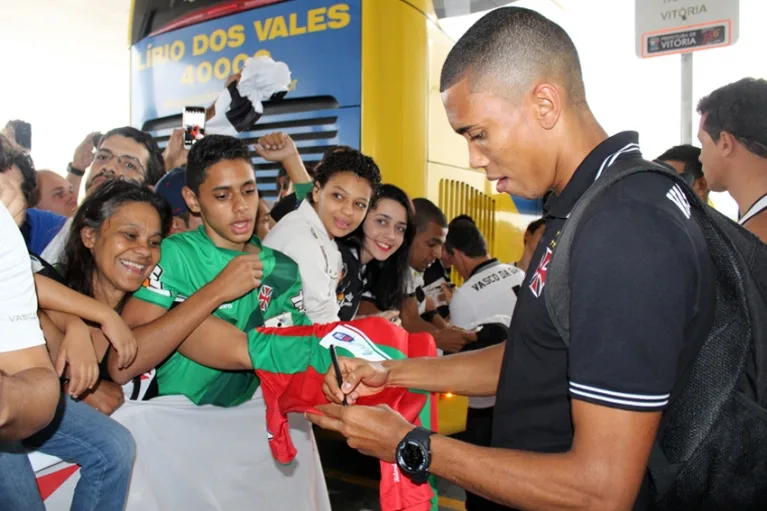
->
[400,440,426,471]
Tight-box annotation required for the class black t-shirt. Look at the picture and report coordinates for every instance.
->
[269,193,299,223]
[336,240,365,321]
[491,132,716,510]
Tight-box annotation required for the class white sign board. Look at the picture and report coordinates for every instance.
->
[635,0,739,58]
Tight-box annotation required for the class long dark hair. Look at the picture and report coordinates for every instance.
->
[60,180,172,309]
[345,184,415,311]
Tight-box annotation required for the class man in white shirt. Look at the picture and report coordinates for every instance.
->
[401,199,476,353]
[0,169,59,440]
[696,78,767,242]
[444,216,523,511]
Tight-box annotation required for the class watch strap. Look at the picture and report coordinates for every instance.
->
[405,426,435,445]
[67,162,85,177]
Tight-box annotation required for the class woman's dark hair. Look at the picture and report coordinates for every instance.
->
[60,180,172,310]
[344,184,415,311]
[309,146,381,201]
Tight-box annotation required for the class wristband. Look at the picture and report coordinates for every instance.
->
[67,163,85,177]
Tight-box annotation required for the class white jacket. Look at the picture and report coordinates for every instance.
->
[263,200,341,324]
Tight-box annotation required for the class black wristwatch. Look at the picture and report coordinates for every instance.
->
[67,162,85,177]
[395,427,434,484]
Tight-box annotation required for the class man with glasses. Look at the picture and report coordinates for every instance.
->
[42,127,165,264]
[696,78,767,242]
[81,127,165,195]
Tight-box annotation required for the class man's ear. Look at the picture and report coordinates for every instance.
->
[718,131,736,158]
[182,186,201,214]
[532,82,562,131]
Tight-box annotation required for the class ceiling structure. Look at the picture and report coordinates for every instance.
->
[433,0,515,18]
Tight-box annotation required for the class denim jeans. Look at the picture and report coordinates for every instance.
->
[0,395,135,511]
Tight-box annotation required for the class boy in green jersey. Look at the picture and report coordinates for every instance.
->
[110,134,313,406]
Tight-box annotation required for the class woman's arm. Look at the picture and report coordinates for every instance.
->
[34,274,137,368]
[254,133,312,186]
[39,310,98,398]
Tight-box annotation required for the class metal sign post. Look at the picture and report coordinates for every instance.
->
[635,0,740,144]
[681,52,693,144]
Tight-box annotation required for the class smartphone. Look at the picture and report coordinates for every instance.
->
[13,121,31,150]
[182,106,206,148]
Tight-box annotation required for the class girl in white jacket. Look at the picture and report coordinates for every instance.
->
[263,146,381,323]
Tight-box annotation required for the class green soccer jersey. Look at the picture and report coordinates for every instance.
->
[133,226,311,407]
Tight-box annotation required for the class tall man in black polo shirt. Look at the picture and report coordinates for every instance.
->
[307,7,715,510]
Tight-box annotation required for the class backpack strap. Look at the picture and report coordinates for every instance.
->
[545,158,695,346]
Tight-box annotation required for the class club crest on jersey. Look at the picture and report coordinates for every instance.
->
[332,331,355,343]
[143,265,171,297]
[529,247,553,298]
[258,285,273,311]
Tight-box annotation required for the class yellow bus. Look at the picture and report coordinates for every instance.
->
[130,0,542,434]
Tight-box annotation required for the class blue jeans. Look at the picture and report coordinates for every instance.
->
[0,395,135,511]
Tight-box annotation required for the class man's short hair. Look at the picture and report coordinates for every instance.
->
[446,218,488,258]
[697,78,767,159]
[450,214,475,227]
[99,127,165,186]
[657,144,703,180]
[440,6,586,106]
[413,198,447,233]
[186,135,252,195]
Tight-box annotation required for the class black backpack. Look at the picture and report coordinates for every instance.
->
[545,158,767,509]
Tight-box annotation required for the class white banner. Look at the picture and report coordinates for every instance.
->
[32,389,331,510]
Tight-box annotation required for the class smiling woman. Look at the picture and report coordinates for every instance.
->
[60,179,173,314]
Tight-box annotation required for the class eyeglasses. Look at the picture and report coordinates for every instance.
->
[93,149,147,176]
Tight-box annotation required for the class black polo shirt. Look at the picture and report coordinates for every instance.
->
[491,132,715,509]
